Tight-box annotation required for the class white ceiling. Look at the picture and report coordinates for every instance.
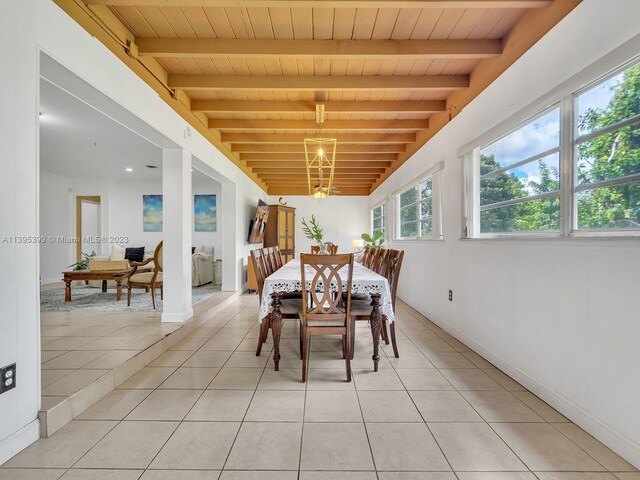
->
[39,78,213,183]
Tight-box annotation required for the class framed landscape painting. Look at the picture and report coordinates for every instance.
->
[194,194,217,232]
[143,194,163,232]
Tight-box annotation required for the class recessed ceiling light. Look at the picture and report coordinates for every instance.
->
[125,168,133,172]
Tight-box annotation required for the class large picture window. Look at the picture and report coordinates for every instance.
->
[464,58,640,237]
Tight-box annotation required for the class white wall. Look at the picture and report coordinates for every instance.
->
[370,0,640,467]
[39,171,223,284]
[1,0,267,463]
[108,176,222,255]
[269,196,370,256]
[0,0,41,464]
[39,172,111,283]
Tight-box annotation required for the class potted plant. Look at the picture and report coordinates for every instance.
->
[361,231,385,249]
[301,215,326,253]
[67,251,97,271]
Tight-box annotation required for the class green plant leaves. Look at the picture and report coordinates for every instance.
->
[301,215,324,244]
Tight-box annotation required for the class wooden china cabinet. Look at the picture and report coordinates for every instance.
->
[247,204,296,292]
[263,204,296,263]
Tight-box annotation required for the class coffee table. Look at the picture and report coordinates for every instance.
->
[62,269,132,302]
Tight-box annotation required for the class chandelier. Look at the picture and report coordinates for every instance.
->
[305,100,337,198]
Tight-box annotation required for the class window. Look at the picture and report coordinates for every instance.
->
[397,177,436,239]
[464,58,640,237]
[371,203,386,237]
[479,107,561,234]
[574,63,640,231]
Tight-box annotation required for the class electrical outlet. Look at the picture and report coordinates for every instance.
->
[0,364,16,394]
[448,290,453,302]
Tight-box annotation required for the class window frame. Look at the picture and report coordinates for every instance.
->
[371,201,386,238]
[394,161,444,241]
[462,52,640,240]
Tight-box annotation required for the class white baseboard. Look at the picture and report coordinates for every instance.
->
[400,298,640,469]
[161,308,194,323]
[0,420,40,466]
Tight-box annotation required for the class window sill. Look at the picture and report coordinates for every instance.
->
[458,235,640,247]
[392,237,445,243]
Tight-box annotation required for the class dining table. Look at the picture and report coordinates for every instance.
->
[258,258,396,372]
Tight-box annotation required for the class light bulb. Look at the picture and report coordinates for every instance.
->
[318,148,323,156]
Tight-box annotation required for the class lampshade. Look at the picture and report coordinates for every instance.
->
[352,238,365,249]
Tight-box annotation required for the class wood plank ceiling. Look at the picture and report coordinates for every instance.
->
[57,0,581,196]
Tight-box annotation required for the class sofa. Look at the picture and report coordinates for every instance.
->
[90,244,215,288]
[192,245,215,287]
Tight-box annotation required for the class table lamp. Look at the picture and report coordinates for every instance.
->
[352,238,365,252]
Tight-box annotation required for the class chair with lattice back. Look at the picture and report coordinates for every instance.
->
[299,253,354,382]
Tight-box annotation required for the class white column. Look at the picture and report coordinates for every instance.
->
[161,148,193,323]
[221,182,237,292]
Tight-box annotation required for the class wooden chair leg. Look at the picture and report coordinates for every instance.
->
[389,321,399,358]
[160,284,163,300]
[381,319,390,345]
[301,331,308,383]
[350,318,356,360]
[345,327,352,382]
[151,284,156,309]
[299,322,304,359]
[127,286,132,306]
[256,316,270,356]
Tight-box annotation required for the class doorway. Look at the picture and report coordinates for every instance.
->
[75,195,101,262]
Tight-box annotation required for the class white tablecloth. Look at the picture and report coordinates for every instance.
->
[258,259,395,324]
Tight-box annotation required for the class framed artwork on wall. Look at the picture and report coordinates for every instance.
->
[143,194,162,232]
[194,194,217,232]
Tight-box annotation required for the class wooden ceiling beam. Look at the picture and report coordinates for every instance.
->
[247,161,392,168]
[170,74,468,91]
[259,172,379,178]
[137,38,501,59]
[241,153,396,161]
[222,133,415,144]
[209,119,428,131]
[87,1,553,9]
[232,144,406,154]
[193,100,445,114]
[267,179,372,188]
[252,167,387,174]
[268,186,372,196]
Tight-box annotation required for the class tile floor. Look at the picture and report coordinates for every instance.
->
[39,292,231,411]
[3,294,637,479]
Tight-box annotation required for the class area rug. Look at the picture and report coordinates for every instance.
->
[41,284,221,312]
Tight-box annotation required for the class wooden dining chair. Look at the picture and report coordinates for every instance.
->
[349,249,404,359]
[128,241,163,309]
[251,248,301,357]
[261,247,276,275]
[311,243,338,254]
[361,246,373,266]
[273,246,284,269]
[371,248,389,275]
[299,253,354,382]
